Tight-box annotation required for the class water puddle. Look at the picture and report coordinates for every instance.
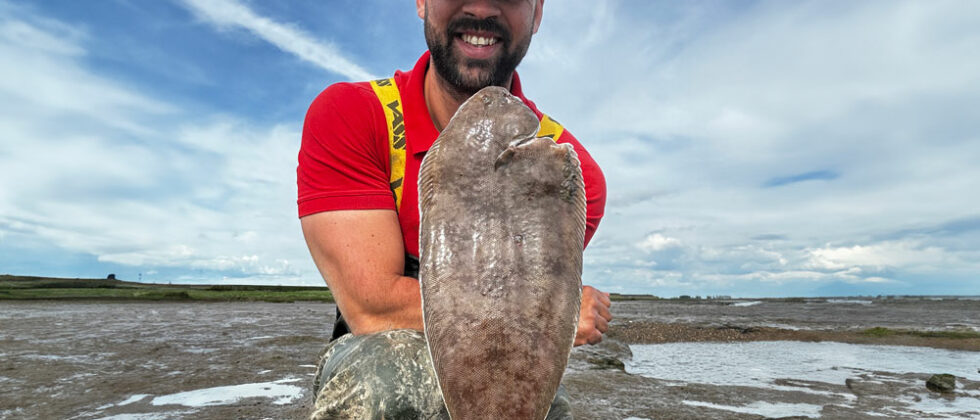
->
[825,299,873,304]
[628,341,980,417]
[629,341,977,386]
[731,301,761,307]
[683,400,822,418]
[247,335,274,340]
[96,412,195,420]
[150,377,304,407]
[97,394,150,410]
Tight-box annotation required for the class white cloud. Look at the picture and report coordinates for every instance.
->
[178,0,376,81]
[0,18,173,135]
[806,240,951,271]
[637,233,680,252]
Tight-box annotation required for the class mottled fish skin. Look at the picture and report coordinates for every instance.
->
[418,86,586,420]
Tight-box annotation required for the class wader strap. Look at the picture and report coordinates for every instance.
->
[330,307,349,341]
[369,78,407,211]
[537,113,565,143]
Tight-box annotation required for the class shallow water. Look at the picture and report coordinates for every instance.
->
[628,341,980,418]
[612,298,980,332]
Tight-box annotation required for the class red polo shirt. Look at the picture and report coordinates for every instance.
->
[298,51,606,257]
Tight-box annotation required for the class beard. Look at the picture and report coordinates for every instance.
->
[425,16,531,96]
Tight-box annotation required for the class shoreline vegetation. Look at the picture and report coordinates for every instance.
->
[0,274,334,303]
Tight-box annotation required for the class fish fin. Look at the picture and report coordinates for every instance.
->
[418,137,443,214]
[555,143,588,244]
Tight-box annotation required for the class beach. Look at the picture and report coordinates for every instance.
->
[1,298,977,419]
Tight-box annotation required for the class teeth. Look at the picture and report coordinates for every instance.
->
[462,34,497,46]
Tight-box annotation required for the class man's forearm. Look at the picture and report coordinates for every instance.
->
[341,274,423,335]
[301,210,423,335]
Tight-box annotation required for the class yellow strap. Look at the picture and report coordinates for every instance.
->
[537,114,565,143]
[369,78,407,210]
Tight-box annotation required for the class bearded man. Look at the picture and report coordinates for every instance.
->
[297,1,610,418]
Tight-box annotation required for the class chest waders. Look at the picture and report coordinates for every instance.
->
[329,78,565,340]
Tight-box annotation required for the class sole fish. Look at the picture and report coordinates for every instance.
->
[418,86,586,419]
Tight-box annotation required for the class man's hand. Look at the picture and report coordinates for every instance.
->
[574,285,612,346]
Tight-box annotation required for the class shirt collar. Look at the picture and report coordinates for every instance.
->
[402,51,529,155]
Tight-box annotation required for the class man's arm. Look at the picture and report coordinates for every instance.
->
[301,209,423,335]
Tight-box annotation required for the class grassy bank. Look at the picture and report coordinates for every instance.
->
[0,275,333,303]
[862,326,980,340]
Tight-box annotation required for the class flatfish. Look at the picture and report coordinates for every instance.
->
[418,86,586,419]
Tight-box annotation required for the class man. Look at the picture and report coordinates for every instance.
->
[297,1,611,418]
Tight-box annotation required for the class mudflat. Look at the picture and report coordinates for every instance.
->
[1,298,977,419]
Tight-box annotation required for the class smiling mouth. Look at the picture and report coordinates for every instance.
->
[459,33,498,47]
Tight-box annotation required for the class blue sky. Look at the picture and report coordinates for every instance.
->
[1,0,978,297]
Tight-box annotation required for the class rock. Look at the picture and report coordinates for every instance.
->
[567,337,633,372]
[845,376,905,397]
[926,374,956,393]
[587,356,625,371]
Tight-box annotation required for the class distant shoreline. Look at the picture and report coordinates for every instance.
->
[4,274,978,303]
[0,274,334,303]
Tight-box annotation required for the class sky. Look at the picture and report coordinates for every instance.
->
[1,0,978,297]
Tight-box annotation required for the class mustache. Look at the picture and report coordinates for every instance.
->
[446,17,510,45]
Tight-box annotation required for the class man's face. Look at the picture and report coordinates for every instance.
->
[418,0,543,95]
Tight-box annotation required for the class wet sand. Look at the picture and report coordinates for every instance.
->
[0,299,977,419]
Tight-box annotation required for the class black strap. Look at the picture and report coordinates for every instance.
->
[403,254,420,278]
[329,254,420,341]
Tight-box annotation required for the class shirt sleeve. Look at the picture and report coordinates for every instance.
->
[297,82,396,217]
[556,130,607,248]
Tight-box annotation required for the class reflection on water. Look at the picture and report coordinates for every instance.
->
[628,341,980,418]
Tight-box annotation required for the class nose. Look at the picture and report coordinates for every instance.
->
[460,0,502,20]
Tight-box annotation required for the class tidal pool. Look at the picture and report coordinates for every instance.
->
[627,341,980,418]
